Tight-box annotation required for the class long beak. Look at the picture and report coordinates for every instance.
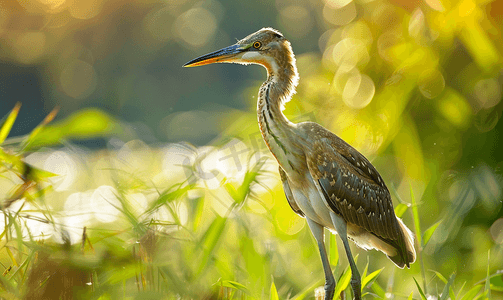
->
[183,44,245,67]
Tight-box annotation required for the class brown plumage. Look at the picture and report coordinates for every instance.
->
[184,27,416,300]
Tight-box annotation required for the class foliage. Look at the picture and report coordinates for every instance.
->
[1,0,503,299]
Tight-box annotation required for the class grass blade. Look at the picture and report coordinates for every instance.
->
[440,272,456,300]
[329,230,338,267]
[410,185,422,247]
[410,184,427,294]
[361,268,383,290]
[334,265,351,299]
[221,280,250,295]
[432,270,448,284]
[450,286,456,300]
[197,216,227,274]
[485,250,491,299]
[423,220,442,246]
[371,281,385,299]
[394,203,409,218]
[0,102,21,144]
[20,106,59,151]
[460,285,482,300]
[413,277,427,300]
[291,278,324,300]
[270,280,279,300]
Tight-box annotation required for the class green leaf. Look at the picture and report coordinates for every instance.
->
[23,109,116,151]
[413,277,427,300]
[334,265,351,298]
[220,280,250,295]
[371,281,385,299]
[432,270,448,284]
[0,102,21,144]
[197,216,227,274]
[440,273,455,300]
[485,250,491,299]
[460,285,482,300]
[270,280,279,300]
[394,203,409,218]
[423,220,442,246]
[456,281,467,300]
[407,292,414,300]
[410,185,422,246]
[329,231,338,267]
[20,106,59,151]
[361,268,383,290]
[361,260,369,283]
[291,278,324,300]
[449,286,456,300]
[489,270,503,291]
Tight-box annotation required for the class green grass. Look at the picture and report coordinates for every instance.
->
[1,105,502,300]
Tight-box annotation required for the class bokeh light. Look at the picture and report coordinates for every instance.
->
[175,7,217,47]
[1,0,503,298]
[59,59,98,99]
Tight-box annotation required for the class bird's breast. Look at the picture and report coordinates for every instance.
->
[288,172,334,229]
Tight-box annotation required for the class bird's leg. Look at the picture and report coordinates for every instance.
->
[307,218,335,300]
[330,212,361,300]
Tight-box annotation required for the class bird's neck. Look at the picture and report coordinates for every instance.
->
[257,61,302,173]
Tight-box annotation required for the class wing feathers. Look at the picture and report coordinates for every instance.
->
[301,122,415,268]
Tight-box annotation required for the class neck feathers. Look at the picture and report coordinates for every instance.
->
[268,40,299,111]
[257,41,299,171]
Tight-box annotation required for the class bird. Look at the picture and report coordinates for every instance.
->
[184,28,416,300]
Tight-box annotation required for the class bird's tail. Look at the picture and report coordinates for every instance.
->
[387,217,416,268]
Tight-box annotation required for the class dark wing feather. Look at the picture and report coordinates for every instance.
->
[303,123,400,241]
[279,167,304,217]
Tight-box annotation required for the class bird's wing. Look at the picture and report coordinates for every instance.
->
[304,124,400,241]
[279,167,304,217]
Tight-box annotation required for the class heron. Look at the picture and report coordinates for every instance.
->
[184,28,416,300]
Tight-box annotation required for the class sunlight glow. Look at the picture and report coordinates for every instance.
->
[60,59,98,99]
[417,69,445,99]
[279,5,313,39]
[490,218,503,244]
[9,32,46,64]
[69,0,102,19]
[175,8,217,47]
[44,151,78,191]
[323,0,356,26]
[332,38,369,69]
[91,185,121,223]
[342,72,375,109]
[36,0,67,11]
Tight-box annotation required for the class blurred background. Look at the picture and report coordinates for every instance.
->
[1,0,503,299]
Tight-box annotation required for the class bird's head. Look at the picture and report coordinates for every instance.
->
[183,28,295,76]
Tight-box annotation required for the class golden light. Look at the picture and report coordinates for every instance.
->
[60,59,98,99]
[69,0,102,19]
[278,5,313,39]
[474,78,501,109]
[175,8,217,47]
[323,0,353,9]
[323,0,356,26]
[490,218,503,244]
[342,72,375,109]
[43,150,78,192]
[143,7,174,42]
[438,88,472,128]
[332,38,369,69]
[9,32,47,64]
[91,185,121,223]
[36,0,67,13]
[417,69,445,99]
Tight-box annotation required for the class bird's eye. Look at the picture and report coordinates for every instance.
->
[253,41,262,49]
